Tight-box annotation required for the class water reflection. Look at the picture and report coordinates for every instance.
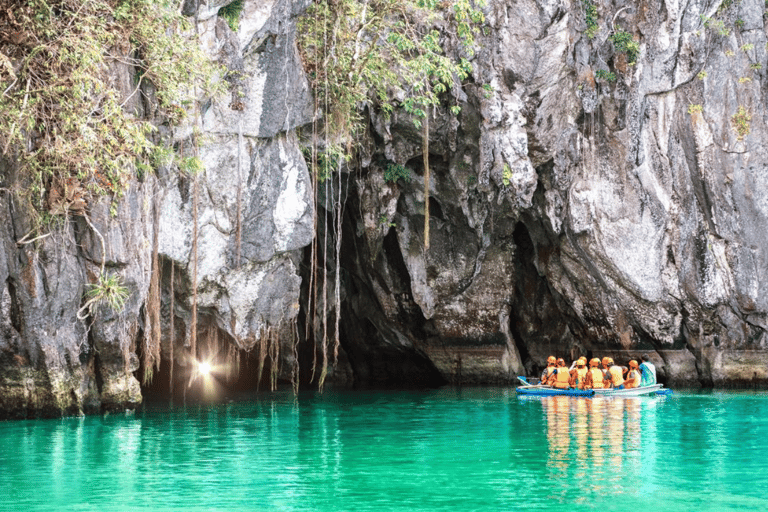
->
[541,396,654,501]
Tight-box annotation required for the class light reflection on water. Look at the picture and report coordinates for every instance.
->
[1,389,767,511]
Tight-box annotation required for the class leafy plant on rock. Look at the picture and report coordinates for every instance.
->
[0,0,219,222]
[610,29,640,65]
[731,106,751,139]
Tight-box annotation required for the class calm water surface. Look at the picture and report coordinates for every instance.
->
[1,388,766,511]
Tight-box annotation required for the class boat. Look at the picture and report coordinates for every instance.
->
[515,377,672,397]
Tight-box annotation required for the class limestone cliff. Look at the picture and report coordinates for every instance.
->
[1,0,768,418]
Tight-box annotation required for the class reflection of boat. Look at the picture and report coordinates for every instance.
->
[516,377,671,397]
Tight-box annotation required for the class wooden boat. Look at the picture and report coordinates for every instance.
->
[515,377,671,397]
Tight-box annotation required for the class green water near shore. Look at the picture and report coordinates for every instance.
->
[1,388,766,511]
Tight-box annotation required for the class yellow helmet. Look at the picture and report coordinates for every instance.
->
[589,358,600,367]
[547,356,556,364]
[629,360,638,368]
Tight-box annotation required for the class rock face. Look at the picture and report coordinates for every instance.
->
[2,0,768,417]
[332,0,768,388]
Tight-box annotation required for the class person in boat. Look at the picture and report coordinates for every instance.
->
[605,358,625,389]
[600,357,612,384]
[570,357,589,389]
[548,358,572,389]
[583,358,605,389]
[624,360,641,389]
[541,356,557,383]
[639,354,657,386]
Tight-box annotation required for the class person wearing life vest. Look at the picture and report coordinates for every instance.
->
[606,358,625,389]
[570,357,589,389]
[624,360,641,389]
[548,358,571,389]
[541,356,557,384]
[639,354,657,387]
[601,357,612,383]
[584,358,605,389]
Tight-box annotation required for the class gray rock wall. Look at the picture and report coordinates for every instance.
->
[338,0,768,387]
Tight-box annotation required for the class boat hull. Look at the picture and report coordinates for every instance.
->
[516,383,668,397]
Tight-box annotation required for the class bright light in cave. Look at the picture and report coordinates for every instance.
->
[198,361,212,376]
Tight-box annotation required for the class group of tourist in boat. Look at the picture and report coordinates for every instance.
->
[540,354,657,390]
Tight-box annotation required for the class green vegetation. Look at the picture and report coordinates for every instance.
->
[0,0,218,223]
[384,163,412,183]
[610,30,640,65]
[297,0,483,142]
[738,76,752,83]
[219,0,244,32]
[77,272,130,320]
[688,104,703,114]
[750,63,763,70]
[502,163,513,187]
[697,70,708,80]
[595,69,617,82]
[482,83,494,98]
[741,43,755,52]
[700,15,730,36]
[582,0,599,39]
[731,106,751,139]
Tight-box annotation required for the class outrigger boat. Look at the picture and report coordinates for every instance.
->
[515,377,672,397]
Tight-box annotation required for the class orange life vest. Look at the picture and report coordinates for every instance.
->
[625,369,639,389]
[553,368,571,388]
[588,368,604,388]
[575,367,588,389]
[608,365,625,387]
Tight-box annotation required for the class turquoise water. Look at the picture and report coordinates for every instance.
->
[1,388,766,511]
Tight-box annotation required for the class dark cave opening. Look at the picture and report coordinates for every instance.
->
[508,220,573,376]
[294,181,446,389]
[136,326,278,403]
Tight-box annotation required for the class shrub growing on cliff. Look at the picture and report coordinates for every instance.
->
[0,0,218,217]
[610,29,640,65]
[731,106,751,139]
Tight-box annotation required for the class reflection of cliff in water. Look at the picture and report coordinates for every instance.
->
[541,396,659,499]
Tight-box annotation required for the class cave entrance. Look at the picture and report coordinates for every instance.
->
[508,221,574,376]
[135,321,280,403]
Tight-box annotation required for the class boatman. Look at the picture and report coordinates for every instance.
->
[605,358,625,389]
[624,360,640,389]
[570,357,589,389]
[584,358,605,389]
[639,354,657,387]
[541,356,557,384]
[548,358,572,389]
